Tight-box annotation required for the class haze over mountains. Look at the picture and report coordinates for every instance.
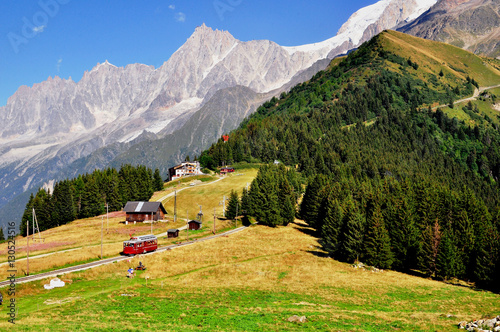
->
[0,0,461,229]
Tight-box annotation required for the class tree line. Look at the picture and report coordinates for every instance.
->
[20,165,164,236]
[300,174,499,288]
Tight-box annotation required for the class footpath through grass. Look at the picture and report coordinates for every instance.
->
[1,221,498,331]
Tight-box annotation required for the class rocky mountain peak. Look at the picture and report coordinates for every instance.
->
[399,0,500,58]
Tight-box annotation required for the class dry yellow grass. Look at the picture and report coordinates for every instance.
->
[4,219,498,331]
[160,169,258,220]
[0,170,258,281]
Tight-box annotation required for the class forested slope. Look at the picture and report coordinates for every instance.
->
[200,30,500,289]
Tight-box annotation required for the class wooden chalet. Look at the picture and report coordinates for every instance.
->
[220,167,234,175]
[188,220,202,230]
[168,162,202,181]
[167,229,179,238]
[123,202,167,223]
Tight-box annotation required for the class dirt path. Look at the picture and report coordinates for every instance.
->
[433,84,500,110]
[155,176,226,203]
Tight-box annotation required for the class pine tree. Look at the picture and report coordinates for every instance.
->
[248,165,282,227]
[0,227,5,241]
[299,174,328,228]
[418,219,441,277]
[240,187,251,216]
[389,194,419,271]
[73,175,85,216]
[80,177,104,218]
[33,188,51,232]
[363,204,393,269]
[321,198,344,257]
[20,193,34,236]
[436,229,458,280]
[277,167,295,226]
[104,169,122,212]
[52,180,76,226]
[338,198,365,263]
[153,168,164,192]
[225,190,240,220]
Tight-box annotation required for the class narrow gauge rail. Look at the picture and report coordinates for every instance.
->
[0,225,248,288]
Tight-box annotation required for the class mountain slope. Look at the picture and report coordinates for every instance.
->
[399,0,500,58]
[200,30,500,288]
[0,1,439,230]
[202,29,500,190]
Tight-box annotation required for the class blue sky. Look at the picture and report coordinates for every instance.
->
[0,0,377,106]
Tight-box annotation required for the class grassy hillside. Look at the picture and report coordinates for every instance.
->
[1,221,498,330]
[381,30,500,87]
[200,30,500,288]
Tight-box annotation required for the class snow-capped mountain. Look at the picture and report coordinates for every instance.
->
[283,0,437,58]
[0,0,438,228]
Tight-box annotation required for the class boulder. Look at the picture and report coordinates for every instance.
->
[484,319,497,328]
[287,315,307,323]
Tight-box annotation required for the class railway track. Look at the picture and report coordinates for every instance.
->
[0,225,248,288]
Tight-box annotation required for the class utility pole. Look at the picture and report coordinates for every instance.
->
[174,190,177,222]
[101,216,103,260]
[151,212,153,234]
[27,217,29,276]
[186,209,189,241]
[213,208,216,234]
[32,208,41,241]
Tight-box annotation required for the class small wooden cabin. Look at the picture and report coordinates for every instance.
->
[167,229,179,238]
[188,220,202,230]
[220,167,235,175]
[123,202,167,223]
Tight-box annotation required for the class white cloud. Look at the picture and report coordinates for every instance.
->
[33,25,46,34]
[175,12,186,22]
[169,4,175,10]
[56,58,62,72]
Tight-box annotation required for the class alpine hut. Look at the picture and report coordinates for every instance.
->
[123,202,167,223]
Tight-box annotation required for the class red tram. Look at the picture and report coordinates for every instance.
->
[123,234,158,255]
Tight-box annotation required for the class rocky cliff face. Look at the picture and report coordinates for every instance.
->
[399,0,500,58]
[0,0,438,229]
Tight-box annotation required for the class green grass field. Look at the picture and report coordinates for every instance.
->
[2,220,499,331]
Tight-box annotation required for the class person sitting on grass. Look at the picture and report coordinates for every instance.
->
[127,268,134,278]
[136,261,145,270]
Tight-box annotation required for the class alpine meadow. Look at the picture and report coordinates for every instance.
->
[2,1,500,330]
